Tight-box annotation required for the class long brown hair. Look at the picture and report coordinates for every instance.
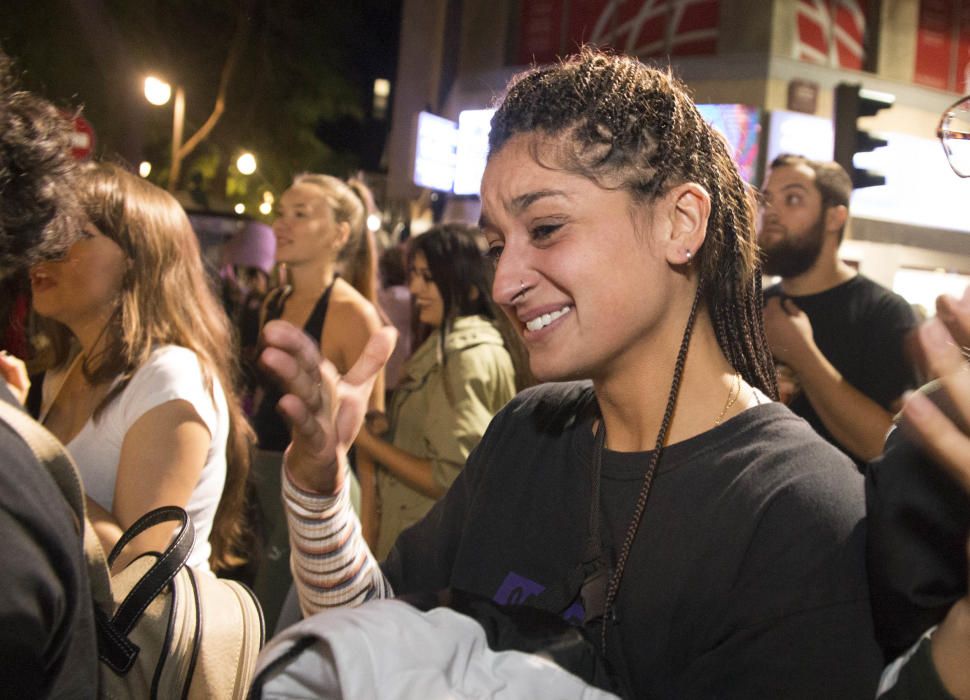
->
[39,162,254,573]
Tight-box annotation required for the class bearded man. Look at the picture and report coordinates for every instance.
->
[758,154,918,464]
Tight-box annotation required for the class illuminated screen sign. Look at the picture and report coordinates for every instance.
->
[696,104,762,183]
[765,110,834,164]
[413,111,458,192]
[454,109,496,196]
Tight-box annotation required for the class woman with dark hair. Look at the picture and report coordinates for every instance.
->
[354,224,518,559]
[32,162,252,574]
[261,50,882,696]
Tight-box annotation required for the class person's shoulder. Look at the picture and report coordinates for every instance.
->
[466,382,594,468]
[328,279,381,329]
[444,316,507,354]
[124,345,217,411]
[852,274,910,305]
[851,275,918,325]
[732,403,860,486]
[499,381,596,432]
[763,280,783,298]
[714,405,865,550]
[135,345,205,384]
[0,396,86,563]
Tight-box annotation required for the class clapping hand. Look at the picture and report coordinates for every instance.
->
[0,350,29,405]
[901,286,970,486]
[899,286,970,699]
[259,320,397,495]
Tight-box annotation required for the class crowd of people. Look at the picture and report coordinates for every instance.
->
[1,45,969,698]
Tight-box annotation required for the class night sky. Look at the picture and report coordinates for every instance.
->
[2,1,402,197]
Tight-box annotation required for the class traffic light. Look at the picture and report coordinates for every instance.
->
[833,83,894,189]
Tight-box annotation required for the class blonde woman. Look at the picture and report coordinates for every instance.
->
[250,173,384,630]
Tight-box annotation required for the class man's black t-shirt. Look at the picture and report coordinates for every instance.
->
[384,382,883,698]
[765,275,918,459]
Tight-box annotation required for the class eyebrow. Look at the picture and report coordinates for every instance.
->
[760,183,809,196]
[478,189,568,229]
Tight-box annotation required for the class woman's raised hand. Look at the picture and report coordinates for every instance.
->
[898,286,970,698]
[901,286,970,486]
[259,319,397,494]
[0,350,30,405]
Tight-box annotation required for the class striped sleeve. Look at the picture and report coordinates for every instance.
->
[282,461,392,616]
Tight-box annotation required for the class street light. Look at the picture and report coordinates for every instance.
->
[144,76,171,106]
[236,152,257,175]
[143,75,185,192]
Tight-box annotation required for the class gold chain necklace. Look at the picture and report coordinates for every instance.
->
[713,371,742,426]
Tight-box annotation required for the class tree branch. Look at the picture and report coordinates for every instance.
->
[176,3,252,162]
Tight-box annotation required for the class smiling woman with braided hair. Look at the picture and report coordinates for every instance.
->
[260,49,883,697]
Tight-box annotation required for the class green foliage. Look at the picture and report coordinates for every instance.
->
[1,0,400,209]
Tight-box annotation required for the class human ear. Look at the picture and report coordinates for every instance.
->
[334,221,352,250]
[662,182,711,266]
[824,204,848,237]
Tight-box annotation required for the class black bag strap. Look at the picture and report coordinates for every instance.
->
[107,506,194,635]
[97,506,195,673]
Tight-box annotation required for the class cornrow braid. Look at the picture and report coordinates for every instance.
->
[489,48,777,399]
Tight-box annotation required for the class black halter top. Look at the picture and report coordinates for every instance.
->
[252,277,337,451]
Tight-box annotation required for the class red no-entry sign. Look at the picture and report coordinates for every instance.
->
[69,115,96,160]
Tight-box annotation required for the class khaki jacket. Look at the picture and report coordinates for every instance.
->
[375,315,516,560]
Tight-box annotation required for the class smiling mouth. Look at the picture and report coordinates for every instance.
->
[524,305,572,332]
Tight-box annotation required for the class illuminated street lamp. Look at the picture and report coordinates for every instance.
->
[143,75,185,192]
[144,77,171,106]
[236,151,257,175]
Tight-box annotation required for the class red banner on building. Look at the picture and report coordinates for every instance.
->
[958,2,970,92]
[517,0,565,64]
[794,0,867,69]
[517,0,719,64]
[915,0,955,90]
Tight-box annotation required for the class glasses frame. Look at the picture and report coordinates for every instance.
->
[938,94,970,178]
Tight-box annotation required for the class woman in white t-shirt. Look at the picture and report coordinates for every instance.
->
[32,163,253,573]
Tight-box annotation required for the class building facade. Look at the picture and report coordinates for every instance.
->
[386,0,970,301]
